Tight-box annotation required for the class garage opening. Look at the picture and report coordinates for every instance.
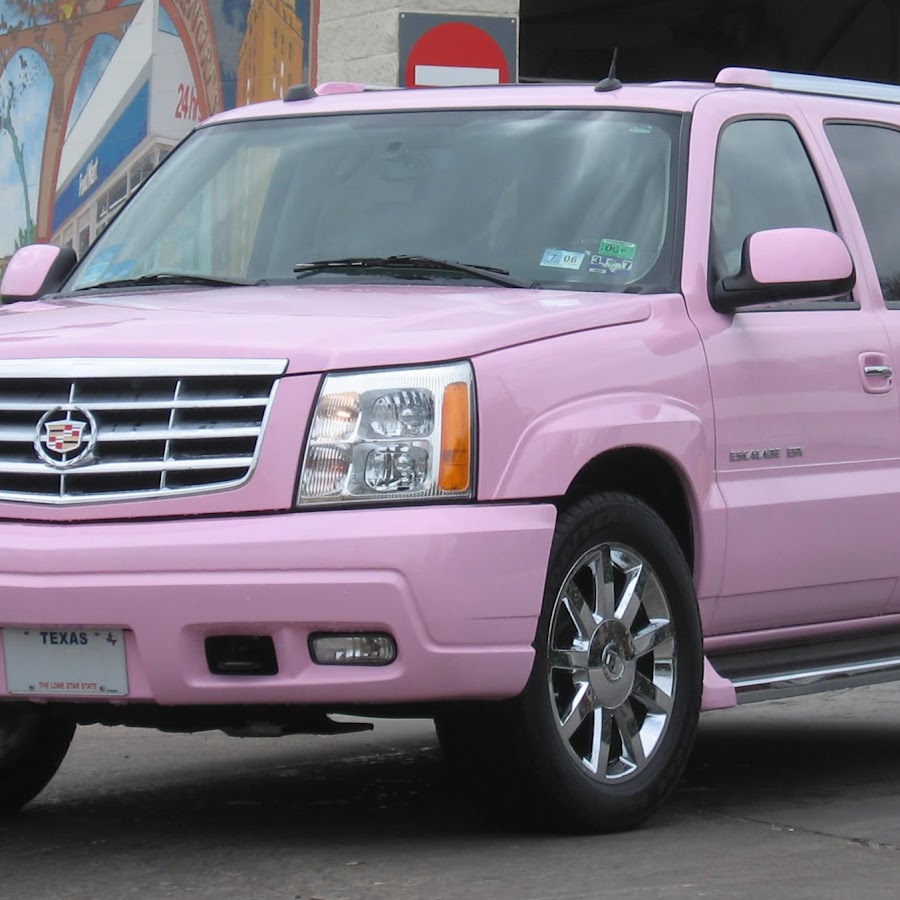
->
[519,0,900,85]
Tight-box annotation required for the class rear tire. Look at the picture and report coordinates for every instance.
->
[437,492,702,833]
[0,707,75,814]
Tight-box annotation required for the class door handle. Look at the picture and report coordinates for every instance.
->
[860,352,893,394]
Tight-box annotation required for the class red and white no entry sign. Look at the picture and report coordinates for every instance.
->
[405,21,512,88]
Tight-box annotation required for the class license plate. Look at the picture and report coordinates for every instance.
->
[2,627,128,696]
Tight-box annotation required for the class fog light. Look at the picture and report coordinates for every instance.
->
[309,633,397,666]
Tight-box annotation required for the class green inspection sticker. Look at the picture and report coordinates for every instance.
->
[598,238,637,261]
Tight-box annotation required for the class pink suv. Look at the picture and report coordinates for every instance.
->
[1,67,898,832]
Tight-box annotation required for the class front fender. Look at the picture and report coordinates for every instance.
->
[491,392,707,501]
[472,315,726,607]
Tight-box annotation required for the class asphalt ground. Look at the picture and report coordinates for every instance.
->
[2,684,900,899]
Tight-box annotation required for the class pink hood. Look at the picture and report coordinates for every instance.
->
[0,283,653,373]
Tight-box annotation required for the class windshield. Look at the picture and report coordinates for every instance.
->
[67,108,683,294]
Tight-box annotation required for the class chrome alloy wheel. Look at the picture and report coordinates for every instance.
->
[547,542,676,782]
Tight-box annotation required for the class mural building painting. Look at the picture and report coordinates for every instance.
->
[0,0,315,270]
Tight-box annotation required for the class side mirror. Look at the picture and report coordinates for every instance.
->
[0,244,78,304]
[711,227,855,314]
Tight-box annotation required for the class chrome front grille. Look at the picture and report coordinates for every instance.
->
[0,359,286,504]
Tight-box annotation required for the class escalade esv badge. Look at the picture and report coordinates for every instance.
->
[34,407,98,468]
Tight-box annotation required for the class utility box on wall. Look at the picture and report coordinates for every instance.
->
[399,13,518,88]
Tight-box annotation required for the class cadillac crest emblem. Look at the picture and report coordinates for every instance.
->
[34,407,98,468]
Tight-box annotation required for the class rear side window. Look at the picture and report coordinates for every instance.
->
[826,122,900,306]
[711,119,834,280]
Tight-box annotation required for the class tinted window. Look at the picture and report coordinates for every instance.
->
[68,109,684,295]
[827,122,900,305]
[711,119,834,279]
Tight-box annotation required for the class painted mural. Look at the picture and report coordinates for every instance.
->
[0,0,315,266]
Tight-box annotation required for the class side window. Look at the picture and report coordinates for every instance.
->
[826,122,900,306]
[711,119,835,282]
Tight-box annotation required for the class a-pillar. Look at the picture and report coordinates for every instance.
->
[314,0,520,86]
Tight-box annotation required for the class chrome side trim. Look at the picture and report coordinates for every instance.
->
[733,656,900,704]
[0,358,289,378]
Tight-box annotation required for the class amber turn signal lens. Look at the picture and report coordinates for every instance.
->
[438,381,471,492]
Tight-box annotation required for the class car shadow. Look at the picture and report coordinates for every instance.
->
[3,694,900,850]
[679,694,900,816]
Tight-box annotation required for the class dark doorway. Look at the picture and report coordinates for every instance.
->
[520,0,900,85]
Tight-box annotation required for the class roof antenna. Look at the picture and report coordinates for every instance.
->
[595,47,622,92]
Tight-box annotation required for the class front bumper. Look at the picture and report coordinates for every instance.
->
[0,504,555,707]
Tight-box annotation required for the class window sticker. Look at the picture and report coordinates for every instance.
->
[104,258,138,280]
[540,248,586,270]
[589,254,634,275]
[79,246,126,284]
[598,238,637,261]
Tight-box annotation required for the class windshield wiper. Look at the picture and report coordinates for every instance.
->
[73,273,256,292]
[293,255,536,289]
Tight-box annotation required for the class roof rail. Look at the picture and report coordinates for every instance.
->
[716,66,900,105]
[315,81,367,96]
[284,81,397,102]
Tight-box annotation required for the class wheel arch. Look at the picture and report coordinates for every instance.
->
[482,391,721,598]
[559,446,697,572]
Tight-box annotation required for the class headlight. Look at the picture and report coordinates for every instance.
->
[298,362,475,506]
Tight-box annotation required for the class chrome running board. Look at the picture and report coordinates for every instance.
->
[707,627,900,704]
[731,655,900,704]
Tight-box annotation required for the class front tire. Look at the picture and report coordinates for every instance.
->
[0,707,75,814]
[438,492,702,833]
